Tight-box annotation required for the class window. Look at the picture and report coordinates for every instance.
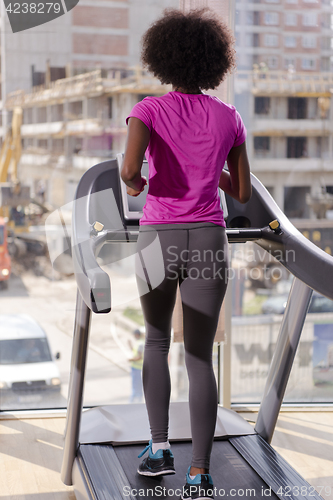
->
[321,57,331,71]
[247,11,260,25]
[302,36,316,48]
[38,139,48,150]
[264,34,279,46]
[73,137,83,155]
[68,101,83,119]
[255,97,271,114]
[285,13,297,26]
[247,11,254,24]
[288,98,307,119]
[23,108,33,124]
[50,104,64,122]
[284,186,310,218]
[302,13,317,26]
[301,58,316,70]
[264,12,279,24]
[0,338,52,365]
[108,97,113,119]
[253,54,260,66]
[321,14,332,29]
[36,107,47,123]
[267,56,279,68]
[254,136,270,151]
[321,37,332,50]
[284,58,296,69]
[23,138,34,149]
[284,36,297,47]
[287,137,307,158]
[246,33,260,47]
[253,33,260,46]
[53,139,64,153]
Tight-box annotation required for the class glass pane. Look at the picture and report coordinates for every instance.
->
[229,241,333,404]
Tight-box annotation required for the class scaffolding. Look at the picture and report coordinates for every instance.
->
[5,68,170,109]
[236,70,333,97]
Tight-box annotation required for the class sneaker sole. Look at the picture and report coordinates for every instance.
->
[137,469,176,477]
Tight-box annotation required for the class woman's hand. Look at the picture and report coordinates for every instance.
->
[127,176,147,197]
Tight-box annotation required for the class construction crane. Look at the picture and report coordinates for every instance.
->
[0,106,31,231]
[0,107,47,261]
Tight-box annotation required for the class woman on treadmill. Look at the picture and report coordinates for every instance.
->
[121,8,251,500]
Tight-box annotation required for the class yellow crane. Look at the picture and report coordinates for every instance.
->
[0,107,31,232]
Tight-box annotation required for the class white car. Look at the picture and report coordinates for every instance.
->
[0,314,61,406]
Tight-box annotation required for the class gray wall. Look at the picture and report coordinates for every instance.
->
[128,0,179,67]
[1,3,72,96]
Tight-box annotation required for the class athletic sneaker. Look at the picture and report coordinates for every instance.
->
[181,466,214,500]
[137,439,175,476]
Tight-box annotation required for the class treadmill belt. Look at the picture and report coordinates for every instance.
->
[79,440,279,500]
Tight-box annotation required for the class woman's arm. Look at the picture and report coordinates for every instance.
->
[121,117,150,196]
[219,141,252,204]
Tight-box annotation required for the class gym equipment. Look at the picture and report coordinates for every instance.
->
[61,159,332,500]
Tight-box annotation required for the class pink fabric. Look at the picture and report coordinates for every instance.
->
[126,91,246,226]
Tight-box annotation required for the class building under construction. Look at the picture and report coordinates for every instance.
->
[235,69,333,219]
[2,66,333,221]
[3,68,170,209]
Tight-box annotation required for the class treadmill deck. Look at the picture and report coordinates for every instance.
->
[79,439,280,500]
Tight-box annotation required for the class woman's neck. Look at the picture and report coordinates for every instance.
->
[173,86,203,95]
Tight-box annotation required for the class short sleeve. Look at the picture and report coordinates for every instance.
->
[126,99,153,132]
[233,110,247,147]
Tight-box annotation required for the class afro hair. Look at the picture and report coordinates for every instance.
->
[141,8,236,91]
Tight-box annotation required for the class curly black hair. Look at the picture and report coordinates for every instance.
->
[141,8,236,91]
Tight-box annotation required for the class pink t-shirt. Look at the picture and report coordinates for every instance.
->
[126,91,246,227]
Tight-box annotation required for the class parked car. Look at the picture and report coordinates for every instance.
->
[261,292,333,315]
[0,314,61,406]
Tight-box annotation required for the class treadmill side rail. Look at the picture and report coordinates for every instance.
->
[61,290,91,486]
[255,278,313,443]
[230,434,323,500]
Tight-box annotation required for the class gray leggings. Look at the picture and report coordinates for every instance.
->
[135,222,229,469]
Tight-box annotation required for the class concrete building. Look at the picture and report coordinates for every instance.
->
[235,70,333,217]
[0,0,178,207]
[234,0,333,217]
[235,0,333,72]
[0,0,178,94]
[2,0,332,217]
[4,69,170,207]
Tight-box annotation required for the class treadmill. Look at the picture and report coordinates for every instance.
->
[61,158,333,500]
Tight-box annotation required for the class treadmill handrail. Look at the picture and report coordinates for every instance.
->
[72,161,333,316]
[226,174,333,301]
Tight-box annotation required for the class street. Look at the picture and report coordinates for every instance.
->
[0,265,145,411]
